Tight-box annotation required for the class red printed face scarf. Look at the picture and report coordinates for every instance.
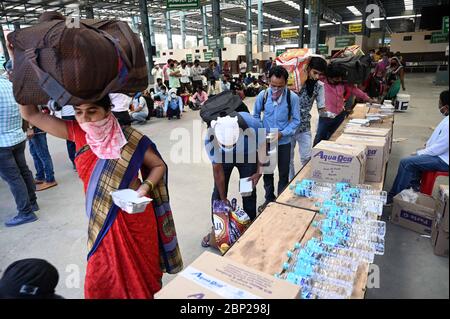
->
[79,113,127,159]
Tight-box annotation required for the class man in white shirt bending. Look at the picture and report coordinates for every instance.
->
[387,90,449,204]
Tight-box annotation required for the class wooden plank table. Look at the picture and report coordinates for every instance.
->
[225,203,316,275]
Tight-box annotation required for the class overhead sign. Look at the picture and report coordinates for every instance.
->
[186,54,193,63]
[318,44,329,55]
[166,0,200,10]
[443,16,449,34]
[335,35,356,48]
[281,29,299,39]
[204,51,214,61]
[208,37,223,51]
[276,49,285,57]
[349,23,362,33]
[431,32,449,44]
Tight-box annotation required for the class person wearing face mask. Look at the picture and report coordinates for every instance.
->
[386,90,449,205]
[313,64,376,146]
[384,56,406,101]
[201,112,266,247]
[253,66,301,212]
[289,56,327,180]
[164,88,183,120]
[19,95,183,299]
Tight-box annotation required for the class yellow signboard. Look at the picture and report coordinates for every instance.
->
[281,29,299,39]
[349,23,362,33]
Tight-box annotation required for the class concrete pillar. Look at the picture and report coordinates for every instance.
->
[180,11,186,49]
[361,0,368,37]
[201,5,208,46]
[246,0,253,70]
[309,0,320,53]
[381,16,387,47]
[339,21,343,36]
[0,24,9,62]
[165,11,173,50]
[149,17,156,49]
[268,25,271,47]
[257,0,264,53]
[298,0,306,48]
[211,0,222,65]
[84,5,94,19]
[139,0,154,83]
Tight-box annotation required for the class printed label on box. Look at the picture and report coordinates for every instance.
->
[400,210,433,229]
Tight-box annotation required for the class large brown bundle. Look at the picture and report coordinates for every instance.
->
[7,12,148,106]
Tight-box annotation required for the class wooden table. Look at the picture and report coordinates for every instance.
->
[225,104,394,299]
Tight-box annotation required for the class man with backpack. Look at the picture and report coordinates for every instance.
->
[253,66,301,212]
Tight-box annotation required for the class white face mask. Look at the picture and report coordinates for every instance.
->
[171,93,177,99]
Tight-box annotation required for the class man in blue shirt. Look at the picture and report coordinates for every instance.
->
[202,112,266,247]
[164,88,183,120]
[253,66,301,212]
[0,74,39,227]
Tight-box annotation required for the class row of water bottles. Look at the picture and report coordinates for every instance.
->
[278,181,387,299]
[275,239,365,299]
[290,179,387,215]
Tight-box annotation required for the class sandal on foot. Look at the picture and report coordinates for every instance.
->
[201,233,210,248]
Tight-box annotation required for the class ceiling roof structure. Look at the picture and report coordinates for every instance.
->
[0,0,447,40]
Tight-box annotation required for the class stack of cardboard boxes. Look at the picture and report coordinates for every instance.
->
[311,126,391,185]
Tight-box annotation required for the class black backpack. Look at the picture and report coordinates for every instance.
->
[330,55,371,85]
[261,89,294,120]
[200,91,249,128]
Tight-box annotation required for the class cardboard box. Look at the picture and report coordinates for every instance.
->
[431,185,449,257]
[336,134,388,183]
[391,193,436,235]
[434,185,449,233]
[343,126,392,151]
[311,141,367,185]
[155,252,301,299]
[431,224,449,257]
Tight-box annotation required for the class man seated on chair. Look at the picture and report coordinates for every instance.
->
[387,90,449,204]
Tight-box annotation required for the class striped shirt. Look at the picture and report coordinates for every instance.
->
[0,76,26,147]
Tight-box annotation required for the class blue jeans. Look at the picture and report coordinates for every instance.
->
[389,155,449,199]
[313,111,347,146]
[263,143,291,202]
[0,141,37,215]
[290,130,312,180]
[62,115,76,165]
[131,111,148,123]
[212,162,257,221]
[29,133,55,183]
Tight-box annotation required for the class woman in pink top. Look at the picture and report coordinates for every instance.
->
[189,86,209,110]
[313,64,375,146]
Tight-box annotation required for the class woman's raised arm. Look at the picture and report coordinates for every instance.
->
[20,105,69,140]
